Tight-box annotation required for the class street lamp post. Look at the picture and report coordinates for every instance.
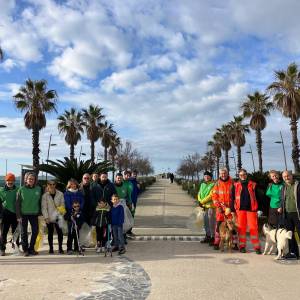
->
[1,125,8,175]
[275,131,288,171]
[79,146,86,161]
[246,144,255,172]
[230,151,238,178]
[45,134,57,181]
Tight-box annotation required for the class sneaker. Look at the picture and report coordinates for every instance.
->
[213,245,219,250]
[233,244,239,251]
[96,247,101,253]
[59,249,64,254]
[67,250,73,255]
[28,249,38,256]
[0,250,5,256]
[239,248,246,253]
[284,253,298,260]
[200,236,210,244]
[118,248,126,255]
[24,251,29,257]
[255,249,262,255]
[49,249,54,254]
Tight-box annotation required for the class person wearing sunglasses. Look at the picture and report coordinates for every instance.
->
[41,181,65,254]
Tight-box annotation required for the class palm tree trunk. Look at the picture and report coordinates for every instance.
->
[90,140,95,163]
[112,157,115,181]
[290,117,300,173]
[256,129,263,173]
[104,147,108,161]
[216,157,220,178]
[237,146,242,171]
[32,127,40,175]
[70,144,75,161]
[225,149,230,171]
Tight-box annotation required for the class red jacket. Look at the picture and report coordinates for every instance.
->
[232,180,258,212]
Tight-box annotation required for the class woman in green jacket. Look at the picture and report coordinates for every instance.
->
[266,170,283,227]
[16,172,42,256]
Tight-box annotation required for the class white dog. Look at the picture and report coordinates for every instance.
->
[262,224,293,260]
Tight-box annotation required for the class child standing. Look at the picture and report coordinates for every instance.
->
[92,199,110,253]
[111,194,126,255]
[66,200,84,254]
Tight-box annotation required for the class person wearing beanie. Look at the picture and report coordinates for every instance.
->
[0,173,19,256]
[198,171,215,245]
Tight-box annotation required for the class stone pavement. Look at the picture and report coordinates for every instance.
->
[1,178,300,300]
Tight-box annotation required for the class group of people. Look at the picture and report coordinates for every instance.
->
[0,170,140,257]
[198,168,300,259]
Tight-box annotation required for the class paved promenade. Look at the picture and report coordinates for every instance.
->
[1,179,300,300]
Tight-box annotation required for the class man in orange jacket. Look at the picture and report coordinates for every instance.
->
[212,168,237,250]
[231,169,261,254]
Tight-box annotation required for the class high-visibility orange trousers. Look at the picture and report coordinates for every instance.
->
[236,210,260,250]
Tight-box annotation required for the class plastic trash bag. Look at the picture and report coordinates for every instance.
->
[34,216,46,251]
[79,222,93,247]
[120,199,134,233]
[186,207,205,233]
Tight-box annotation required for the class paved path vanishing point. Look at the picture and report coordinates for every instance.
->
[1,178,300,300]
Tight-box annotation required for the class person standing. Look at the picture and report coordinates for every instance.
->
[231,169,261,254]
[79,173,94,225]
[279,170,300,259]
[16,172,42,256]
[266,170,283,228]
[91,199,110,253]
[129,170,140,211]
[41,180,65,254]
[0,173,19,256]
[198,171,215,245]
[169,173,175,184]
[111,194,125,254]
[212,168,235,250]
[97,172,117,207]
[115,173,132,210]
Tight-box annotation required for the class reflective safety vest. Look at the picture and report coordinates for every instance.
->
[212,177,233,208]
[234,180,258,211]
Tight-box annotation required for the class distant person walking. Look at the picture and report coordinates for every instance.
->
[169,173,175,184]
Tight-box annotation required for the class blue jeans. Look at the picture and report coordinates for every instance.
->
[112,225,124,249]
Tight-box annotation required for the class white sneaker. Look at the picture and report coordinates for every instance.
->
[96,247,101,253]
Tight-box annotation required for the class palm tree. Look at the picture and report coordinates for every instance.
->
[268,63,300,173]
[13,79,58,174]
[58,108,85,161]
[99,121,116,161]
[108,134,121,179]
[208,135,222,178]
[241,91,274,173]
[228,115,250,171]
[216,124,232,171]
[82,105,105,163]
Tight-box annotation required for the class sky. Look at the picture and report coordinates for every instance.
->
[0,0,300,176]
